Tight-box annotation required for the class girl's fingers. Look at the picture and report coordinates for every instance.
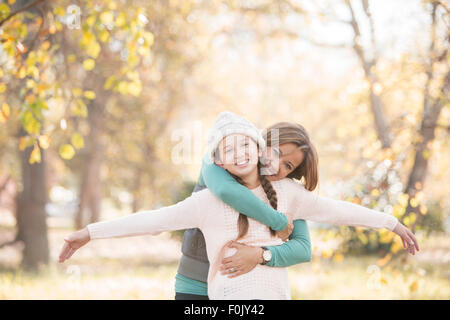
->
[227,242,244,249]
[63,246,76,262]
[220,260,236,269]
[401,237,407,249]
[408,231,419,251]
[60,242,74,262]
[66,247,76,260]
[59,242,71,262]
[221,257,233,264]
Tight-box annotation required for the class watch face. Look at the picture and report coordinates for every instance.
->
[263,250,272,262]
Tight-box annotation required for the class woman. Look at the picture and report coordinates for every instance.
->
[59,112,418,300]
[175,115,418,299]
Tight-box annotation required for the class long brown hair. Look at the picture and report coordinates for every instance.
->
[262,122,319,192]
[229,162,278,240]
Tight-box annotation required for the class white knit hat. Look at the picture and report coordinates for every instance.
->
[206,111,266,163]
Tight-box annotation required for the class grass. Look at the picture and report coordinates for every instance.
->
[0,224,448,300]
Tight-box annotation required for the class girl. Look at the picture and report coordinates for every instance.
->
[59,112,418,300]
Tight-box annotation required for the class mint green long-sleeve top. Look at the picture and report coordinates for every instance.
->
[198,153,312,267]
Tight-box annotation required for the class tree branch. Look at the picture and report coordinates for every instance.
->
[0,0,46,27]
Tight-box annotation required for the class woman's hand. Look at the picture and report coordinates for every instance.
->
[58,227,91,263]
[393,222,419,255]
[220,241,263,278]
[276,216,293,242]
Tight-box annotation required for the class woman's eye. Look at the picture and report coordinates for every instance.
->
[285,163,292,170]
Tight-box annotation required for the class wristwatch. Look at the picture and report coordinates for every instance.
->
[261,247,272,265]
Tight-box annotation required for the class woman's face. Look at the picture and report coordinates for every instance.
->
[262,142,305,181]
[214,133,261,178]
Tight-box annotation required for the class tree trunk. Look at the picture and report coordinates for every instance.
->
[16,127,49,271]
[75,92,104,228]
[402,71,450,229]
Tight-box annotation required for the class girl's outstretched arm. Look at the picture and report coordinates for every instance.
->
[200,153,288,232]
[287,179,419,254]
[58,190,205,263]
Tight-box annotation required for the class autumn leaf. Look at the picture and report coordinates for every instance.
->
[71,132,84,149]
[59,144,75,160]
[29,144,41,164]
[83,59,95,70]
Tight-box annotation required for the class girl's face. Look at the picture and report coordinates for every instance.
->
[215,133,261,178]
[262,143,305,181]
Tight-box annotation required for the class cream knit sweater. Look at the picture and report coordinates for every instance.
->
[87,178,398,300]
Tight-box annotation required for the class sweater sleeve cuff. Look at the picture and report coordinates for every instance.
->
[385,216,399,231]
[86,222,105,240]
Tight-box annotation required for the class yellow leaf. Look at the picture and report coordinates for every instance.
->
[38,135,50,149]
[73,99,88,117]
[377,253,392,267]
[370,189,380,197]
[19,136,34,150]
[83,59,95,70]
[53,6,65,17]
[0,83,6,93]
[409,280,418,292]
[18,66,26,78]
[100,11,114,24]
[71,133,84,149]
[26,79,35,88]
[115,13,126,27]
[0,111,6,122]
[49,24,56,34]
[86,15,96,27]
[72,88,83,97]
[83,91,96,99]
[29,145,41,164]
[8,0,16,5]
[390,237,402,254]
[398,193,409,207]
[333,253,344,263]
[99,29,110,43]
[67,54,76,63]
[419,205,427,215]
[87,41,101,58]
[59,144,75,160]
[41,41,51,50]
[2,103,10,116]
[127,81,142,97]
[321,249,333,259]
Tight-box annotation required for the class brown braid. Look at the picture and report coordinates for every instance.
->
[230,162,277,240]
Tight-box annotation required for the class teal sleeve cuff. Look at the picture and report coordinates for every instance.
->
[265,219,312,267]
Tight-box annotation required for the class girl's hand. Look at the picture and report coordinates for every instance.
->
[276,216,293,242]
[58,227,91,263]
[393,222,419,255]
[220,241,263,278]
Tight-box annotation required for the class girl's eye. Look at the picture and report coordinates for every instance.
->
[285,163,292,170]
